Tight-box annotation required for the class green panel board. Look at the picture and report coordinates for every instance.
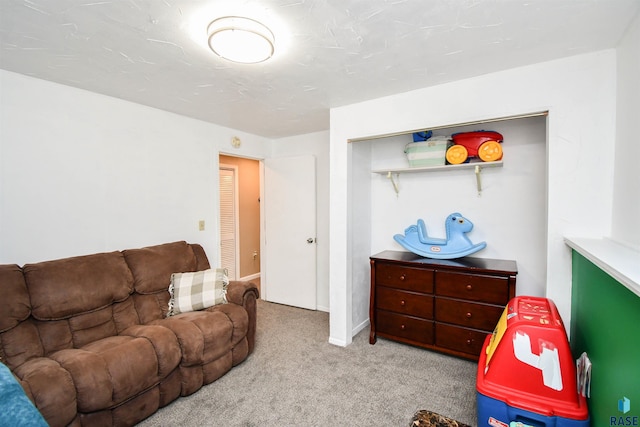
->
[570,251,640,427]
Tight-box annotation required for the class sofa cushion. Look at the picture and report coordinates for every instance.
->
[0,265,31,333]
[50,333,176,412]
[123,241,197,295]
[23,252,134,320]
[152,311,235,366]
[0,321,45,369]
[168,268,228,316]
[120,324,181,378]
[207,302,250,348]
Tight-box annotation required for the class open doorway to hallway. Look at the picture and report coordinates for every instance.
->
[219,154,261,294]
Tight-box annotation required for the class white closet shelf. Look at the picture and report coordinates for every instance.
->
[374,160,503,196]
[372,160,503,175]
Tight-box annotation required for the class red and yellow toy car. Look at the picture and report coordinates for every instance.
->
[446,131,504,164]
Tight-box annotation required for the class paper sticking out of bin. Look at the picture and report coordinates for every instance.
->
[476,296,589,427]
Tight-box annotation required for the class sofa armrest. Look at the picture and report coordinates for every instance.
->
[226,281,259,354]
[226,280,259,306]
[12,357,77,427]
[0,362,48,427]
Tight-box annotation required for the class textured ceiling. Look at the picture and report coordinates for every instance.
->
[1,0,638,138]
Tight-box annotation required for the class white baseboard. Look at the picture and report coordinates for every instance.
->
[328,336,348,347]
[352,318,370,337]
[328,318,370,348]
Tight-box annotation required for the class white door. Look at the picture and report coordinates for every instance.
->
[219,166,239,280]
[264,155,317,310]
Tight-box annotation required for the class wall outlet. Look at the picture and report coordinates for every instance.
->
[198,220,205,231]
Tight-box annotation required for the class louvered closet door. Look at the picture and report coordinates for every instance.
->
[219,166,238,280]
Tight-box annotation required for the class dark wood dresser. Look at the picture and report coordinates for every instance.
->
[369,250,517,360]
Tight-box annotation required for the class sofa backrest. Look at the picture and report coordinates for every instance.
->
[123,241,210,323]
[0,264,43,369]
[22,251,138,353]
[0,241,211,369]
[0,264,31,334]
[24,251,133,321]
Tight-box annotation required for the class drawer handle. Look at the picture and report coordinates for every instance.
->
[466,339,473,345]
[400,300,406,306]
[466,284,473,291]
[400,324,406,330]
[400,274,406,281]
[466,312,472,318]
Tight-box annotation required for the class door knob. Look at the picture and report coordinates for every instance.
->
[307,238,315,244]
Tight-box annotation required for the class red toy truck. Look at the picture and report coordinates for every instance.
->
[446,131,504,164]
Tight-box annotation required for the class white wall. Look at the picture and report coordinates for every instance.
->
[0,70,271,265]
[0,70,333,316]
[330,50,618,346]
[271,131,331,312]
[613,12,640,250]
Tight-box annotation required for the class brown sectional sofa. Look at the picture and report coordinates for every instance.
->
[0,241,259,426]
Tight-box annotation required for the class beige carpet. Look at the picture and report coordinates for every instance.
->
[137,300,478,426]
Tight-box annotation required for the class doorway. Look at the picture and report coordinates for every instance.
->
[218,153,318,310]
[219,155,261,286]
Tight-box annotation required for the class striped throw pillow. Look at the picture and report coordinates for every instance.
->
[167,268,228,316]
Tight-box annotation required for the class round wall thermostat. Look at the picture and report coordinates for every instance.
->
[231,136,241,148]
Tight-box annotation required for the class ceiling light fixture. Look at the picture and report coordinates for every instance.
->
[207,16,275,64]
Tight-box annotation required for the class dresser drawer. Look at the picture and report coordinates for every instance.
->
[435,323,488,357]
[435,271,509,305]
[375,263,434,293]
[435,298,504,331]
[376,286,433,319]
[376,311,434,344]
[370,251,516,360]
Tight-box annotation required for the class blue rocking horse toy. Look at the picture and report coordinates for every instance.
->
[393,213,486,259]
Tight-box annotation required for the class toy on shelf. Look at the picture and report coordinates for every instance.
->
[393,212,486,259]
[405,136,451,167]
[446,131,504,165]
[412,130,433,142]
